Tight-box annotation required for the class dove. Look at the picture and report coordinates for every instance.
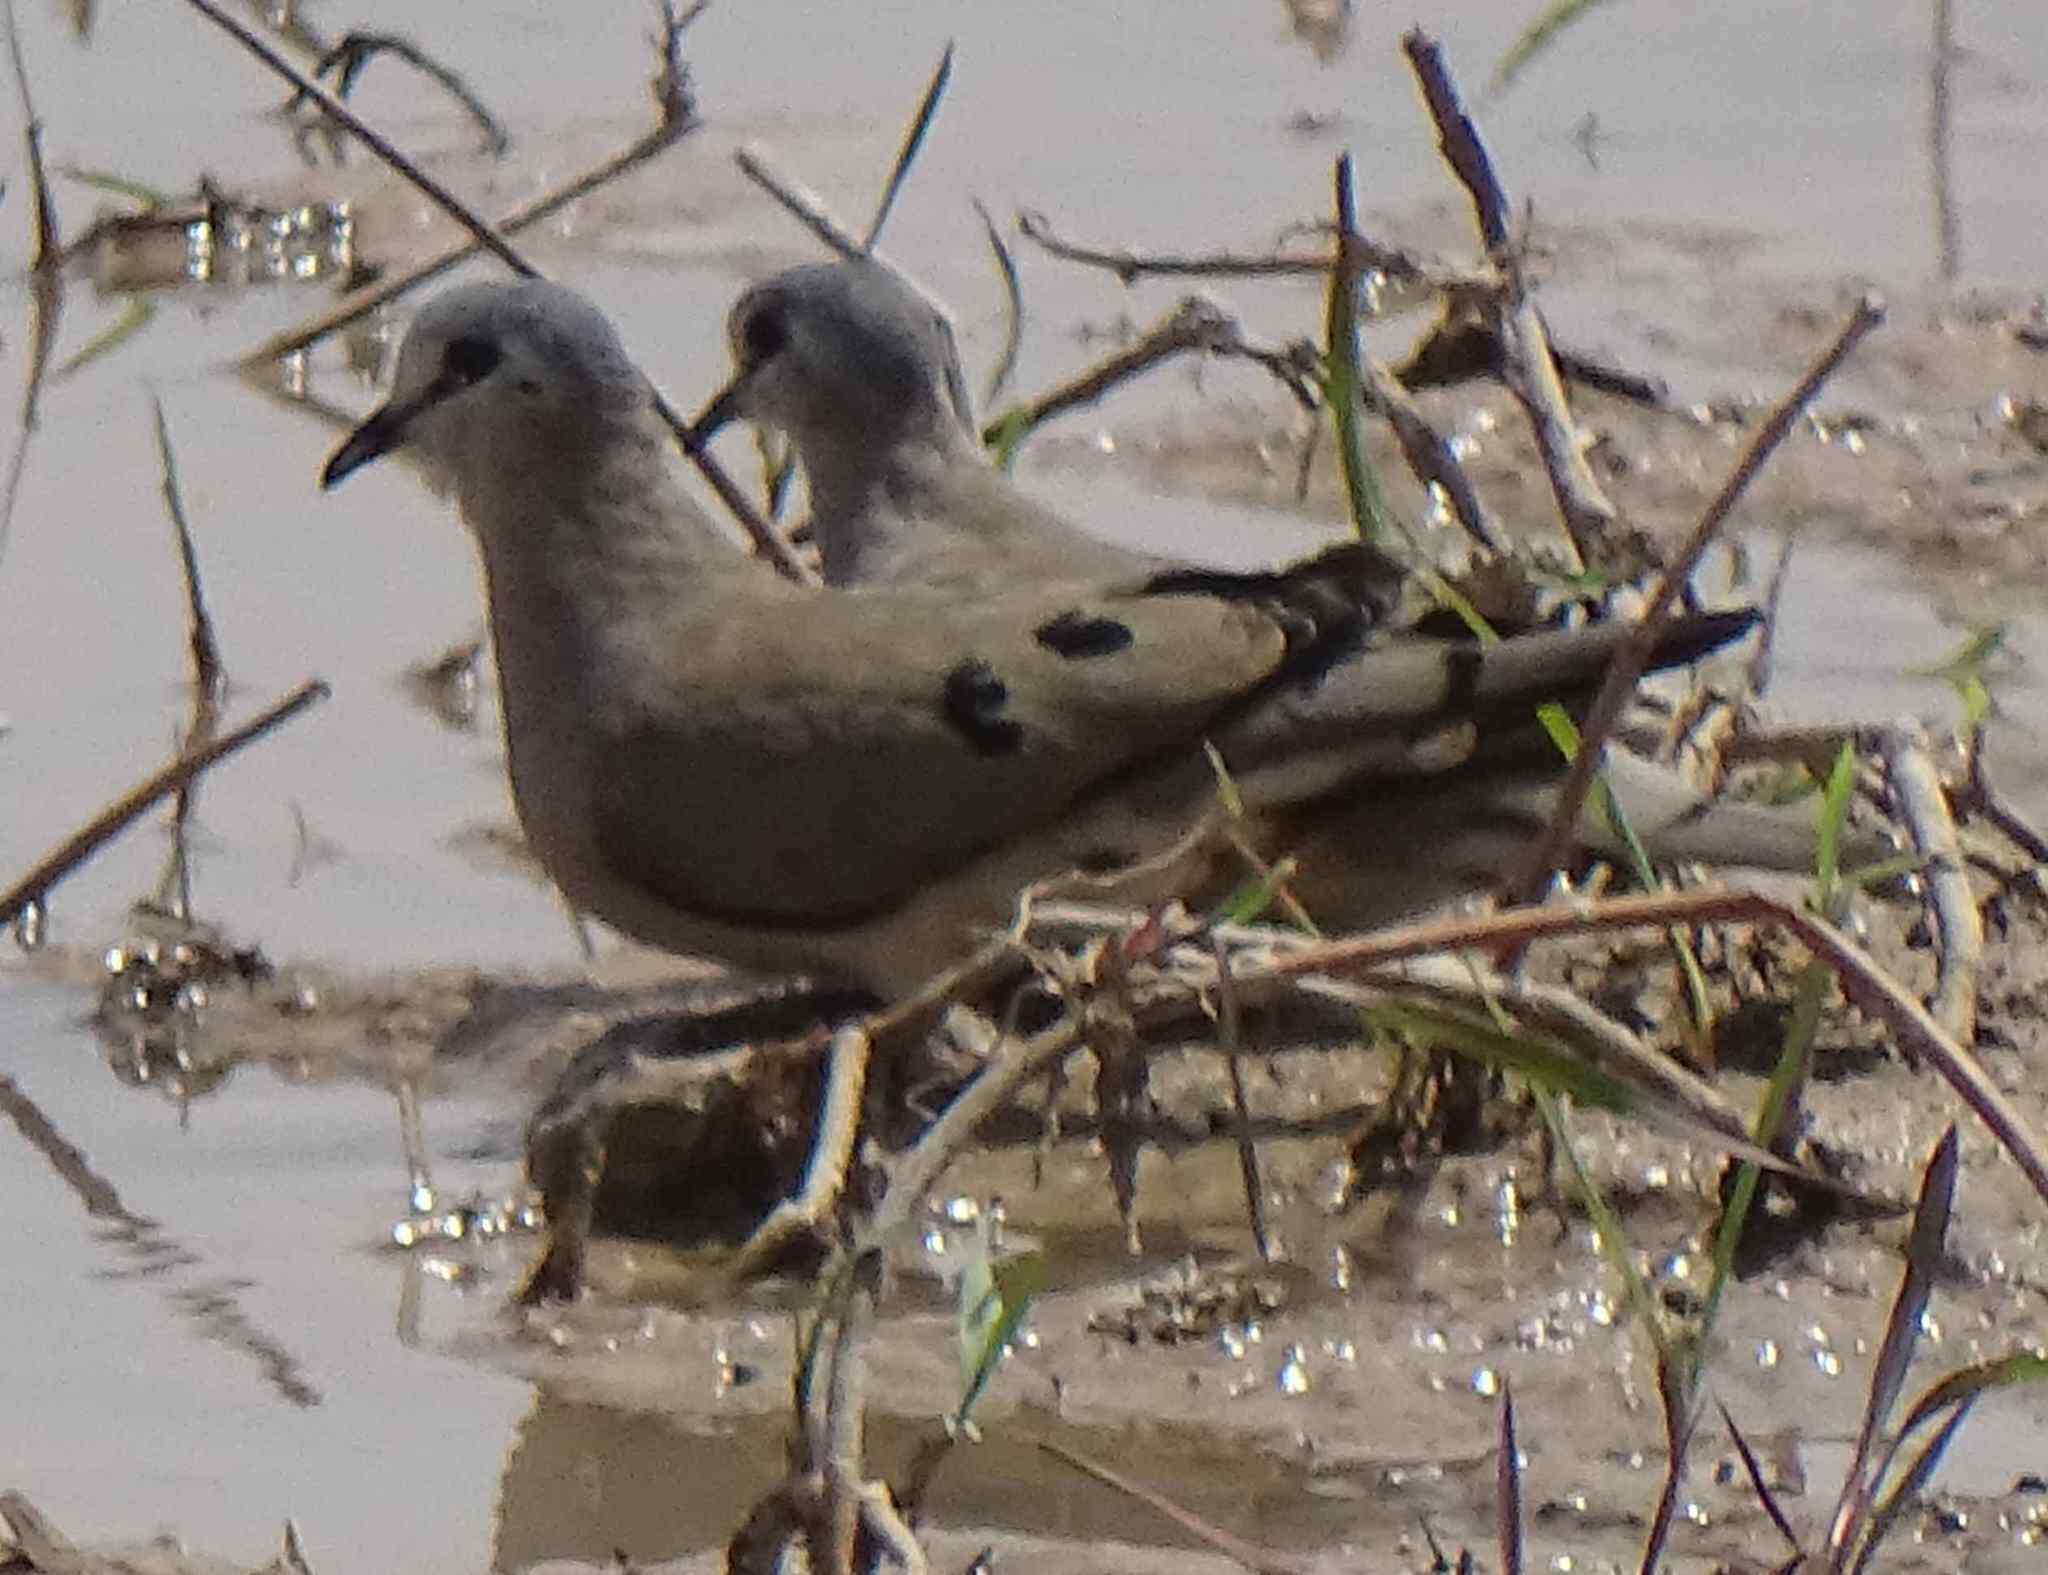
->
[322,280,1789,997]
[690,256,1875,887]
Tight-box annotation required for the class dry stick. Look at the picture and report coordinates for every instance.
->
[718,1023,874,1286]
[1357,323,1505,556]
[861,41,954,252]
[1507,296,1884,906]
[1402,28,1606,572]
[295,31,511,156]
[1246,884,2048,1207]
[152,400,226,708]
[186,0,814,586]
[1752,529,1798,702]
[150,396,226,921]
[0,0,63,573]
[1960,740,2048,868]
[973,197,1024,409]
[1016,207,1493,297]
[816,1266,873,1575]
[2,1,55,273]
[1034,1438,1320,1575]
[0,679,329,929]
[737,144,865,260]
[982,296,1317,447]
[1927,0,1960,282]
[0,183,60,573]
[1881,723,1980,1045]
[860,1015,1085,1254]
[1211,934,1275,1261]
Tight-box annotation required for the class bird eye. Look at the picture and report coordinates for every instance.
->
[443,334,502,384]
[739,304,788,365]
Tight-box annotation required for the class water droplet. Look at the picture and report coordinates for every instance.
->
[1471,1367,1500,1397]
[1277,1345,1311,1395]
[13,898,45,951]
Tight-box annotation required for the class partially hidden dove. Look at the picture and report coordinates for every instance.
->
[691,256,1878,894]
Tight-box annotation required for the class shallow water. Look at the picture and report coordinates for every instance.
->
[5,1,2048,1570]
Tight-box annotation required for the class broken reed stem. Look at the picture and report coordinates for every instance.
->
[0,678,329,929]
[1509,294,1884,906]
[1401,27,1611,570]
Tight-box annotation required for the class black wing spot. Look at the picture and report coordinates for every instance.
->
[942,658,1024,756]
[1035,610,1134,659]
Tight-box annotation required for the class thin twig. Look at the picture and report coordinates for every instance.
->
[1960,739,2048,867]
[973,198,1023,410]
[1324,152,1395,543]
[294,30,510,156]
[1881,723,1980,1045]
[1211,934,1275,1261]
[1016,208,1490,297]
[151,396,226,920]
[1034,1438,1322,1575]
[1927,0,1960,281]
[1402,28,1609,570]
[1355,351,1505,556]
[981,296,1316,448]
[862,42,953,252]
[0,217,62,573]
[0,679,329,928]
[1508,295,1883,905]
[718,1024,874,1286]
[736,144,864,260]
[152,398,226,708]
[3,1,55,273]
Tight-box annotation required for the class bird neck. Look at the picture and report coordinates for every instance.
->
[461,400,736,634]
[798,402,985,583]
